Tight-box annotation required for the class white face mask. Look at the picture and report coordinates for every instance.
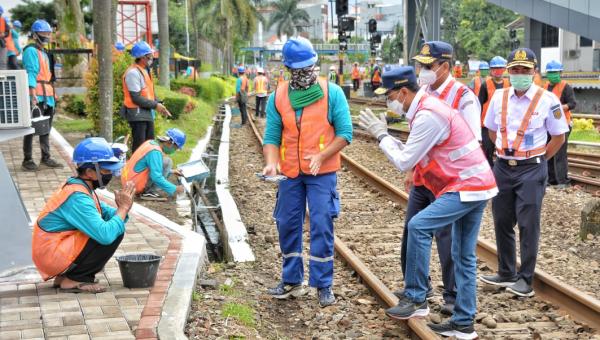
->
[387,94,406,117]
[418,68,437,86]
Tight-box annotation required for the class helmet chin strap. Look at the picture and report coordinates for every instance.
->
[94,163,105,189]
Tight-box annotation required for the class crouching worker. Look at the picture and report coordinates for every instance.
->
[121,128,186,200]
[359,66,497,339]
[32,137,135,293]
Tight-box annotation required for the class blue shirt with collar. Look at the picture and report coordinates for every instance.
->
[262,82,353,146]
[38,178,127,246]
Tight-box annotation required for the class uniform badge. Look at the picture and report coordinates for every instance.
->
[514,49,527,61]
[551,104,561,119]
[421,44,430,56]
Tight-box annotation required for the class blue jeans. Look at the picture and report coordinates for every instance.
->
[273,173,340,288]
[404,192,486,325]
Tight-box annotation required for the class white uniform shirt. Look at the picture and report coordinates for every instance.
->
[484,84,569,160]
[424,75,482,141]
[379,90,497,202]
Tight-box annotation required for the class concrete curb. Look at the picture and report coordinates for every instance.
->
[50,128,208,340]
[215,105,255,262]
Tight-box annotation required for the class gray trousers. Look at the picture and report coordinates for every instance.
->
[0,47,7,70]
[492,159,547,284]
[145,156,173,195]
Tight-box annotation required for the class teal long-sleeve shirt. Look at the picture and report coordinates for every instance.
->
[262,82,353,146]
[6,29,21,57]
[39,178,127,246]
[22,45,55,107]
[132,141,177,195]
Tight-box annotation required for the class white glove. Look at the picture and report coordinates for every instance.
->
[358,108,388,140]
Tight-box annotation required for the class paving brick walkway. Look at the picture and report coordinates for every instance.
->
[0,137,182,340]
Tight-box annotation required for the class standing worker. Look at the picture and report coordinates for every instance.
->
[359,66,497,339]
[254,67,269,118]
[0,6,8,69]
[398,41,482,315]
[469,61,489,97]
[21,19,63,171]
[544,60,576,188]
[351,62,360,91]
[478,56,510,166]
[6,20,22,69]
[262,37,352,307]
[236,66,249,125]
[122,41,172,153]
[32,137,134,293]
[480,48,568,297]
[371,63,382,91]
[328,65,338,84]
[452,60,463,78]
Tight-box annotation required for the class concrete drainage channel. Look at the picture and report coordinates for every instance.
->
[187,103,255,263]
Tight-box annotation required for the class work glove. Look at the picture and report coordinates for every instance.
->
[358,108,388,141]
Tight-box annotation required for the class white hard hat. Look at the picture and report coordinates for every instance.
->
[329,65,336,71]
[315,66,321,71]
[455,60,461,65]
[257,67,264,73]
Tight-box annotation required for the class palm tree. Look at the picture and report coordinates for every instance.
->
[267,0,310,39]
[157,0,170,88]
[92,0,113,141]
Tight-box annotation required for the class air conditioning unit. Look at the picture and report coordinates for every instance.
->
[0,70,30,129]
[566,49,581,59]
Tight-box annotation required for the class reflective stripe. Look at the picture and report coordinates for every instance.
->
[319,135,325,151]
[448,139,479,161]
[309,255,334,262]
[459,161,489,180]
[282,252,302,258]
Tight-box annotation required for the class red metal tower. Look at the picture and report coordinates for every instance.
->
[116,0,153,47]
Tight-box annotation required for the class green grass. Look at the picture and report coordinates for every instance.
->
[219,281,238,297]
[221,302,255,328]
[53,117,94,133]
[569,129,600,143]
[192,291,203,301]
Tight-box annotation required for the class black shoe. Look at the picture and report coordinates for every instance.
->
[440,301,454,315]
[505,278,534,297]
[21,159,38,171]
[267,282,306,299]
[428,321,478,340]
[41,158,64,168]
[479,274,518,287]
[393,288,434,300]
[385,297,429,320]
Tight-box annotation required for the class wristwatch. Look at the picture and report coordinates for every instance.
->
[377,133,389,143]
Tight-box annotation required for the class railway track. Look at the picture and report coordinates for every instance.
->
[240,99,600,338]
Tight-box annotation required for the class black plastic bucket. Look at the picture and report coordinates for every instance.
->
[116,254,161,288]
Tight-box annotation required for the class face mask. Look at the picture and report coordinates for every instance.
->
[92,173,113,189]
[480,70,489,77]
[547,72,561,84]
[387,92,407,117]
[146,58,154,67]
[418,69,437,86]
[35,33,50,45]
[163,145,176,154]
[509,74,534,91]
[491,69,504,79]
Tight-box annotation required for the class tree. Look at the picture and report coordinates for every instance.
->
[92,0,113,141]
[54,0,86,85]
[381,24,403,64]
[267,0,310,39]
[9,0,56,32]
[157,0,170,88]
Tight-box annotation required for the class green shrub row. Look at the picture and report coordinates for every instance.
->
[59,94,86,117]
[171,75,236,103]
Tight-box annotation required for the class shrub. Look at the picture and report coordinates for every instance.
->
[60,94,86,117]
[177,86,197,97]
[572,118,595,132]
[85,51,133,137]
[199,63,213,72]
[161,97,188,120]
[171,77,234,103]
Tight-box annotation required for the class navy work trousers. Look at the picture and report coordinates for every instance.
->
[492,159,547,284]
[401,185,457,304]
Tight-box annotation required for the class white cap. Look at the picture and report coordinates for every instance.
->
[329,65,336,71]
[455,60,461,65]
[257,67,264,73]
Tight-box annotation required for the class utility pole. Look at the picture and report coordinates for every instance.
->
[157,0,170,88]
[185,0,190,54]
[93,0,113,141]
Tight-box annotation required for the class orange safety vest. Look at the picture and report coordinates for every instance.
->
[481,78,510,126]
[351,67,360,80]
[5,31,18,55]
[121,140,163,193]
[32,182,99,280]
[436,78,469,110]
[453,65,463,78]
[544,80,571,124]
[533,73,542,86]
[254,75,268,95]
[275,78,340,178]
[0,17,6,36]
[24,46,55,98]
[122,64,155,109]
[496,87,546,158]
[472,77,483,97]
[372,69,382,84]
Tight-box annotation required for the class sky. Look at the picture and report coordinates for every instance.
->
[3,0,49,14]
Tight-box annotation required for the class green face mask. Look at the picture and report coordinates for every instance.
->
[509,74,533,91]
[547,72,561,84]
[480,70,489,77]
[163,145,176,155]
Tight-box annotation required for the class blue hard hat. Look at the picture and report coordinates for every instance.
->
[238,66,245,73]
[131,41,154,58]
[31,19,52,33]
[0,6,3,15]
[282,37,318,69]
[374,65,418,95]
[489,56,507,68]
[479,61,489,70]
[73,137,123,171]
[115,42,125,51]
[13,20,22,29]
[546,60,563,72]
[165,128,186,149]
